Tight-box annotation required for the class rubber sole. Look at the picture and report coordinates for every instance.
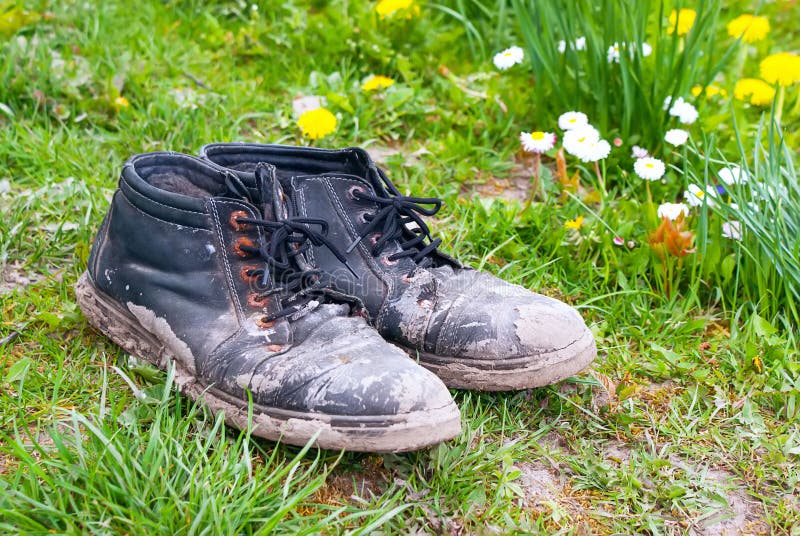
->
[75,272,461,452]
[407,329,598,391]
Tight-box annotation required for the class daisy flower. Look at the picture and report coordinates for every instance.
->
[669,100,699,124]
[607,42,621,63]
[722,221,742,240]
[574,37,587,50]
[297,107,337,140]
[727,14,770,44]
[718,165,748,185]
[683,184,717,207]
[493,46,524,70]
[362,75,395,92]
[664,129,689,147]
[520,131,556,153]
[641,42,653,57]
[579,139,611,163]
[558,111,589,130]
[657,202,689,221]
[634,157,665,181]
[563,125,600,159]
[631,145,648,159]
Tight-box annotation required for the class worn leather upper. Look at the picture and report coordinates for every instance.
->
[87,152,454,416]
[201,143,594,363]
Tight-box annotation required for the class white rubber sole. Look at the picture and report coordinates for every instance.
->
[75,272,462,452]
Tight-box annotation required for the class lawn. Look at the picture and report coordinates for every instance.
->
[1,0,799,534]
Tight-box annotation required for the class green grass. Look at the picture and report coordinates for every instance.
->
[1,0,799,534]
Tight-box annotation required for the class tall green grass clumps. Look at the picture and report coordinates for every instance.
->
[508,0,735,145]
[0,367,345,534]
[702,120,800,326]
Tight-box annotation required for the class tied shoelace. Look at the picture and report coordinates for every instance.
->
[345,165,443,269]
[236,215,357,322]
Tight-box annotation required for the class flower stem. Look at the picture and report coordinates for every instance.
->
[594,160,607,203]
[523,153,542,211]
[774,85,786,126]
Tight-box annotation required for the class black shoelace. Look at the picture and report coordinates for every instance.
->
[236,215,356,322]
[345,164,443,269]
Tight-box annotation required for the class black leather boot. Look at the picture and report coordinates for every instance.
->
[200,143,597,391]
[75,152,461,452]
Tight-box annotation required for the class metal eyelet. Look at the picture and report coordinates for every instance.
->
[267,344,283,352]
[369,232,382,245]
[381,255,399,266]
[229,210,249,231]
[240,266,260,282]
[233,237,256,257]
[256,317,275,329]
[357,211,373,224]
[247,293,268,308]
[347,185,365,200]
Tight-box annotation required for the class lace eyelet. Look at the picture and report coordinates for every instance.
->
[256,317,275,329]
[229,210,250,231]
[233,237,256,258]
[247,293,268,307]
[240,266,260,282]
[268,344,283,352]
[369,232,382,245]
[347,185,365,200]
[381,255,399,267]
[357,211,373,224]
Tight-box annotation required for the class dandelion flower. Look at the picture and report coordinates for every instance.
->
[669,100,699,124]
[558,111,588,130]
[722,221,742,240]
[657,202,689,221]
[564,216,584,230]
[493,46,524,70]
[632,145,648,159]
[375,0,420,19]
[718,165,748,185]
[691,84,728,98]
[733,78,775,105]
[727,14,770,44]
[759,52,800,87]
[563,125,600,158]
[664,129,689,147]
[362,75,395,92]
[634,157,665,181]
[683,184,717,207]
[668,9,696,36]
[297,107,337,140]
[113,96,129,110]
[520,131,556,153]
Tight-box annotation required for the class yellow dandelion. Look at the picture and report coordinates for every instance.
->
[759,52,800,87]
[667,9,696,36]
[112,96,130,111]
[297,107,337,140]
[564,216,584,230]
[362,75,395,92]
[726,14,770,44]
[733,78,775,106]
[691,84,728,98]
[375,0,420,19]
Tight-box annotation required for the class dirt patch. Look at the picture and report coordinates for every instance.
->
[1,261,44,295]
[313,456,390,506]
[366,145,429,167]
[462,159,535,203]
[697,468,769,536]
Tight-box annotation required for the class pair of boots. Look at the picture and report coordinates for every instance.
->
[76,143,597,453]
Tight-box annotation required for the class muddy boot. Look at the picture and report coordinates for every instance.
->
[75,152,461,452]
[200,143,597,391]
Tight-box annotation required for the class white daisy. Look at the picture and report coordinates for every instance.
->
[641,42,653,57]
[657,202,689,220]
[607,42,622,63]
[669,100,699,124]
[663,96,684,110]
[557,40,567,53]
[493,46,524,70]
[631,145,649,159]
[574,36,587,51]
[683,184,717,207]
[718,165,748,185]
[664,128,689,147]
[563,125,600,158]
[579,139,611,162]
[722,221,742,241]
[558,111,589,130]
[633,157,666,181]
[520,131,556,153]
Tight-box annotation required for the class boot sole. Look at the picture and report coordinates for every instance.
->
[75,272,461,452]
[407,330,597,391]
